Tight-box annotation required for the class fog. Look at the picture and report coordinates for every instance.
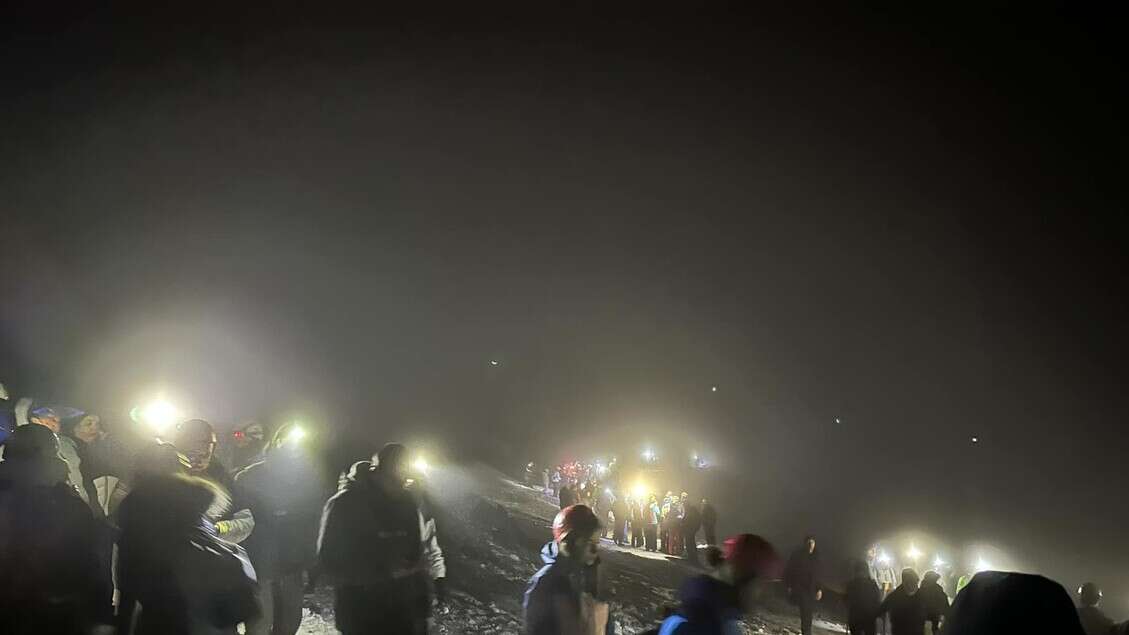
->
[3,6,1126,617]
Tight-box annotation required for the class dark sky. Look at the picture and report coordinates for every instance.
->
[3,4,1127,614]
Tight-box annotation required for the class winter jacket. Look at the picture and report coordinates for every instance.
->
[57,434,91,505]
[197,459,255,544]
[525,541,610,635]
[318,460,427,633]
[234,450,327,580]
[0,456,99,634]
[845,575,881,625]
[876,585,926,635]
[784,548,821,602]
[700,502,717,528]
[559,485,576,509]
[682,504,701,535]
[916,579,949,625]
[658,574,742,635]
[117,474,259,635]
[647,502,661,525]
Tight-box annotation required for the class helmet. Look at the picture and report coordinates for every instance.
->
[723,534,780,583]
[1078,582,1102,607]
[552,504,600,544]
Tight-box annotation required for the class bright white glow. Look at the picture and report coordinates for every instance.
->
[835,418,842,424]
[631,482,648,499]
[906,544,923,561]
[974,557,992,573]
[971,436,980,443]
[604,488,612,495]
[878,551,891,565]
[287,426,306,442]
[933,555,946,569]
[710,386,718,392]
[489,360,500,366]
[412,457,430,475]
[139,399,181,432]
[642,449,654,461]
[596,463,608,475]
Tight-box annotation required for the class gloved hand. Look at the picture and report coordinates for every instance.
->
[434,577,448,603]
[215,520,232,536]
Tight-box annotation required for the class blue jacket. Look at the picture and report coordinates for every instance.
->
[524,541,583,635]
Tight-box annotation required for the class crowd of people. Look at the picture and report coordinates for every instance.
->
[2,383,1127,635]
[0,386,446,635]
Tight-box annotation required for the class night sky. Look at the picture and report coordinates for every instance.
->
[3,5,1127,614]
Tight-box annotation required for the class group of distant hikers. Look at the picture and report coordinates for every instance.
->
[523,502,1129,635]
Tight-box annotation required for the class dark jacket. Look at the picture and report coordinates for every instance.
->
[317,460,424,633]
[116,473,258,635]
[234,449,326,580]
[658,573,741,634]
[524,541,585,635]
[1077,606,1115,635]
[0,456,99,634]
[877,586,926,635]
[917,578,949,624]
[784,547,821,603]
[845,575,881,625]
[700,502,717,528]
[682,504,701,535]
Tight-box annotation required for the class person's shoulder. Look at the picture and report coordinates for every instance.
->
[233,458,267,483]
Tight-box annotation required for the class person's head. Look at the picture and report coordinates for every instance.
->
[805,535,817,553]
[901,569,920,593]
[1078,582,1102,608]
[2,421,60,460]
[922,570,941,586]
[553,504,601,566]
[172,419,217,475]
[69,414,104,445]
[681,491,688,501]
[234,421,265,448]
[29,406,61,433]
[374,443,410,484]
[867,545,878,560]
[723,533,780,587]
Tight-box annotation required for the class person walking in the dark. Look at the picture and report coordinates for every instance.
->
[235,421,328,635]
[631,497,645,549]
[681,494,701,564]
[117,471,259,635]
[317,443,432,634]
[610,493,628,546]
[523,504,607,635]
[916,570,949,634]
[645,494,661,552]
[785,535,823,635]
[845,560,881,635]
[172,419,255,544]
[700,497,717,546]
[876,569,926,635]
[0,423,99,634]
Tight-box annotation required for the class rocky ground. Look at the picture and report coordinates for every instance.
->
[297,463,847,634]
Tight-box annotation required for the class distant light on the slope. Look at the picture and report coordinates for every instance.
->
[878,550,892,565]
[710,385,718,392]
[974,556,992,573]
[287,425,306,443]
[412,457,430,475]
[835,418,841,424]
[906,544,923,561]
[604,488,612,495]
[642,449,655,461]
[933,555,946,569]
[489,360,500,366]
[971,436,980,444]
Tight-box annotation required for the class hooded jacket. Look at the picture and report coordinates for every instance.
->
[524,541,585,635]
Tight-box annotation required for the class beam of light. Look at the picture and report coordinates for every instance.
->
[906,544,923,561]
[135,398,182,434]
[878,550,891,565]
[974,556,992,573]
[412,457,430,475]
[933,555,946,569]
[287,425,306,443]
